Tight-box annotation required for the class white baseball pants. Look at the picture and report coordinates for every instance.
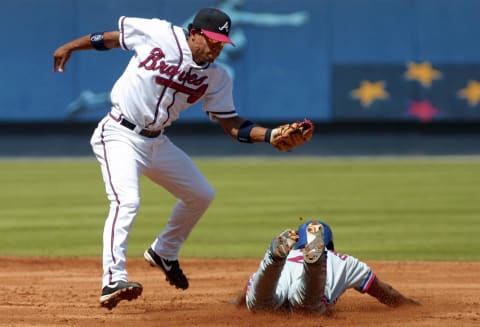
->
[91,115,215,287]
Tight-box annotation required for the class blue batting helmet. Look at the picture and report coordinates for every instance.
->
[295,220,334,251]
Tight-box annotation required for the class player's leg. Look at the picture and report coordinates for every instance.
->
[143,136,215,289]
[289,222,328,313]
[245,230,297,311]
[91,118,146,307]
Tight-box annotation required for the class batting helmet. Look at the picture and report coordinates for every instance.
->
[295,220,335,251]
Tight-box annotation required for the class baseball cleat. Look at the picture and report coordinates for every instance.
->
[144,248,189,290]
[270,229,299,260]
[99,280,143,310]
[303,222,325,264]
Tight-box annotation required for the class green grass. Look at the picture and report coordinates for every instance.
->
[0,157,479,261]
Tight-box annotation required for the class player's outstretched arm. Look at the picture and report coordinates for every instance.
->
[217,116,271,143]
[216,116,314,151]
[53,31,120,73]
[367,277,421,308]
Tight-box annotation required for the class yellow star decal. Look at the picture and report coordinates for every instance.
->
[458,80,480,107]
[351,80,389,107]
[404,61,442,88]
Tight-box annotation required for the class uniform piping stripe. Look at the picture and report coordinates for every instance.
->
[360,271,376,293]
[120,16,128,50]
[148,23,184,129]
[108,112,122,122]
[100,118,121,283]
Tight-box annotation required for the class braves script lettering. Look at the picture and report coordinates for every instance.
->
[138,48,208,103]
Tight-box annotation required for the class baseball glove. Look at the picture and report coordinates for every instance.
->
[270,119,314,152]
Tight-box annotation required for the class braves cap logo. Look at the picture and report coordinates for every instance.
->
[219,21,229,32]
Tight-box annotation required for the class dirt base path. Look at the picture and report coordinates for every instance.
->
[0,258,479,326]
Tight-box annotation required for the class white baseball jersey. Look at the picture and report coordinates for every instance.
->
[110,16,238,130]
[245,249,376,312]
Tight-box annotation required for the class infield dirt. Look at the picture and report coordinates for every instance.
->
[0,258,479,326]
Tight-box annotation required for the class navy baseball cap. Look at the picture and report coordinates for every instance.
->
[295,220,335,251]
[191,8,235,45]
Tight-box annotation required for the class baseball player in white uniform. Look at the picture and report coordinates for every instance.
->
[242,220,420,313]
[53,8,311,310]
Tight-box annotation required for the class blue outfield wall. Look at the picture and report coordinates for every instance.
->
[2,0,480,123]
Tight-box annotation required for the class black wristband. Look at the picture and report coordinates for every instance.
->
[264,129,273,143]
[90,32,110,51]
[237,120,256,143]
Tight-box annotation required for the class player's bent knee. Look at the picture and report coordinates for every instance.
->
[177,181,215,208]
[189,184,215,210]
[197,184,215,205]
